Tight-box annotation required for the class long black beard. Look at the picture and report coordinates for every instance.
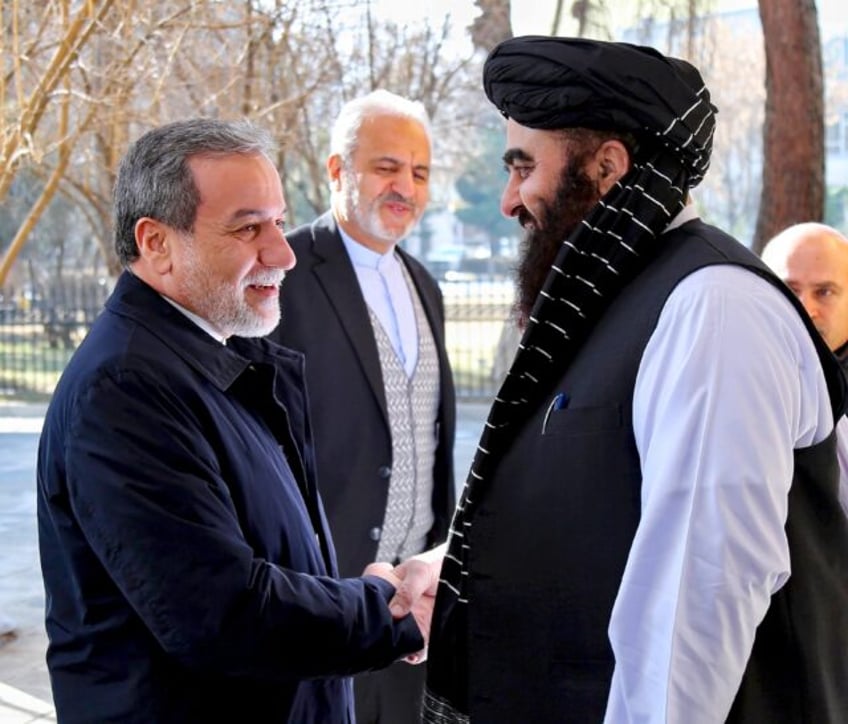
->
[515,160,602,328]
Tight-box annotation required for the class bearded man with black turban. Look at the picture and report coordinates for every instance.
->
[386,36,848,722]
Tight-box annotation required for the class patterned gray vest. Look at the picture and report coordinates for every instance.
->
[367,263,439,562]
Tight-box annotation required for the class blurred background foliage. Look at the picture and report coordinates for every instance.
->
[0,0,845,293]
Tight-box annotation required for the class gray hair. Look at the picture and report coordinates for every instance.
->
[113,118,277,266]
[329,89,432,164]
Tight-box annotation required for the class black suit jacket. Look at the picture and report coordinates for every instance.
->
[270,211,456,576]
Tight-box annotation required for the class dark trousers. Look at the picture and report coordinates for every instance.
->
[353,659,426,723]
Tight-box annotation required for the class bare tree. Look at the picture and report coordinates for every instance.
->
[0,0,117,284]
[0,0,481,286]
[753,0,824,252]
[570,0,613,38]
[254,3,481,225]
[630,0,710,54]
[0,1,276,282]
[470,0,512,52]
[693,16,766,244]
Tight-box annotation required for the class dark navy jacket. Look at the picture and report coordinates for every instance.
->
[37,272,422,723]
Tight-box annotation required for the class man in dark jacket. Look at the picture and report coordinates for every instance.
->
[396,37,848,723]
[270,90,455,723]
[762,222,848,375]
[36,118,427,723]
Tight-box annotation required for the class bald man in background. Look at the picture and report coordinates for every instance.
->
[762,222,848,373]
[763,222,848,520]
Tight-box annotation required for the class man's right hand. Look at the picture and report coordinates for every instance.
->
[364,544,445,663]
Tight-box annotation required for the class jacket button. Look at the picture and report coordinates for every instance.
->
[369,527,382,541]
[378,466,391,479]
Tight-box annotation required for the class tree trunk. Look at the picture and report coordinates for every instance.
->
[753,0,823,253]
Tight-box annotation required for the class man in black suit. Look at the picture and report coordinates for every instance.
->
[269,89,456,724]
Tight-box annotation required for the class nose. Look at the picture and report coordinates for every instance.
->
[500,176,521,218]
[391,168,416,199]
[260,228,296,271]
[797,291,820,320]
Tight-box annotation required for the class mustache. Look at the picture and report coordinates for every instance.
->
[244,271,286,287]
[379,190,416,209]
[516,207,535,229]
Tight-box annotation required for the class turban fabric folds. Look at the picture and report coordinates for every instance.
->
[483,35,716,186]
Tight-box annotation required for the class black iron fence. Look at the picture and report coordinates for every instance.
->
[0,275,516,402]
[0,277,112,400]
[440,278,517,399]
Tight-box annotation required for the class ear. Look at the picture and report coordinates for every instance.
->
[327,154,343,191]
[134,217,174,276]
[591,139,631,196]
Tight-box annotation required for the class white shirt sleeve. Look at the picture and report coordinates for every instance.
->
[603,265,834,724]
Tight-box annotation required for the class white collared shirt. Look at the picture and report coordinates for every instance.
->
[339,229,418,376]
[161,296,227,344]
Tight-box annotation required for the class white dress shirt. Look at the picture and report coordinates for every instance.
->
[340,230,419,376]
[160,294,227,344]
[603,253,835,722]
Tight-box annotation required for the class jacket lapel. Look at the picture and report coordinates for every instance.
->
[308,214,389,416]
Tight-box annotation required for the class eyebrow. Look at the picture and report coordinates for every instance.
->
[503,148,533,166]
[373,155,430,173]
[226,208,286,223]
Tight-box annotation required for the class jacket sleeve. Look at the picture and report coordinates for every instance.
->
[59,366,423,680]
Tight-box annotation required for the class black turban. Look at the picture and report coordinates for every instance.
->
[483,35,717,186]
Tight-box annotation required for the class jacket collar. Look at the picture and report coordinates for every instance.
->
[106,271,304,392]
[834,340,848,379]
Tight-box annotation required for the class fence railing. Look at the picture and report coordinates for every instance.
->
[0,278,112,401]
[0,275,517,402]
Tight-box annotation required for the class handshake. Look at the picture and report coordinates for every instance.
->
[363,544,445,664]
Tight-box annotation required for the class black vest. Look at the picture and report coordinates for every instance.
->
[465,220,848,722]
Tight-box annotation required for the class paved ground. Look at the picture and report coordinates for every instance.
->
[0,404,54,722]
[0,399,489,722]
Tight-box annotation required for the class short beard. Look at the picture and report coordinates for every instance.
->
[514,159,602,328]
[179,238,282,339]
[341,169,417,244]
